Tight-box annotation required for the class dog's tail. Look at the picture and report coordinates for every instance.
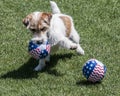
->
[50,1,61,14]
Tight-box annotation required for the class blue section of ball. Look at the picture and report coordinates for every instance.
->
[82,59,97,79]
[39,49,48,58]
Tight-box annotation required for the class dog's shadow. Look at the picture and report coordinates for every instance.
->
[43,53,74,76]
[0,58,38,79]
[0,53,73,79]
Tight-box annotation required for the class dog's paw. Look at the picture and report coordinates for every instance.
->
[76,45,85,55]
[70,44,77,50]
[34,64,46,71]
[77,49,84,55]
[34,67,42,71]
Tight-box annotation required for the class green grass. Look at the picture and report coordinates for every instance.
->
[0,0,120,96]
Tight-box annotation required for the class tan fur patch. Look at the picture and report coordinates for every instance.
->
[60,16,71,37]
[41,13,52,25]
[41,13,47,20]
[37,13,52,29]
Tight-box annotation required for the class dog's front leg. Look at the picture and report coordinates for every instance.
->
[45,54,50,63]
[34,59,46,71]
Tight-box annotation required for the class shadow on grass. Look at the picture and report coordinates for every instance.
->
[43,53,73,76]
[76,80,102,86]
[0,58,38,79]
[0,53,73,79]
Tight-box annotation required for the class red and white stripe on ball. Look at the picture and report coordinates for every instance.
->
[88,64,104,82]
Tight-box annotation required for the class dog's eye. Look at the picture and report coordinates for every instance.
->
[40,27,47,31]
[43,20,48,24]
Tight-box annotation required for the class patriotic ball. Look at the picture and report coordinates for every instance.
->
[28,41,51,59]
[82,59,107,83]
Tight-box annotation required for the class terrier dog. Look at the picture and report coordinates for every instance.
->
[23,1,84,71]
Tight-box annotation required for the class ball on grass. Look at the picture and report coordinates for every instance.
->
[28,41,51,59]
[82,59,107,83]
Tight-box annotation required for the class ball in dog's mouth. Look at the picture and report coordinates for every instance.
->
[28,40,51,59]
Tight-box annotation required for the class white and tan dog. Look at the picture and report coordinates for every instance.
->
[23,1,84,71]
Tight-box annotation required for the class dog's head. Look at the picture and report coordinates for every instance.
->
[23,12,52,44]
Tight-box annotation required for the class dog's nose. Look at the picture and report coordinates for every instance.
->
[36,41,43,45]
[23,19,29,27]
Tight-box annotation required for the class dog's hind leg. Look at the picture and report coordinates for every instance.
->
[70,28,84,55]
[58,37,78,50]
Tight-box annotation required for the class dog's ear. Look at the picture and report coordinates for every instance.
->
[23,18,29,28]
[41,13,52,25]
[22,15,32,29]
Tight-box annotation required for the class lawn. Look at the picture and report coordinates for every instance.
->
[0,0,120,96]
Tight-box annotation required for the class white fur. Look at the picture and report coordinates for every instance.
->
[33,1,84,71]
[49,14,82,50]
[48,13,84,54]
[33,12,41,21]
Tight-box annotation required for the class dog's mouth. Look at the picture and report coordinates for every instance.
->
[31,37,45,45]
[30,40,43,45]
[32,39,44,45]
